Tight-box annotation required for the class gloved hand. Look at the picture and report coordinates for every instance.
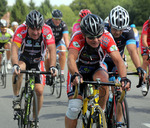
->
[13,64,21,74]
[49,66,58,77]
[120,77,131,91]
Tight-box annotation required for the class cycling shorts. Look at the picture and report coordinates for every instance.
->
[66,65,107,97]
[56,39,66,48]
[19,55,46,85]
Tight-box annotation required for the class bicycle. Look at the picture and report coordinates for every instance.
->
[13,69,51,128]
[0,48,10,88]
[106,72,140,128]
[49,49,67,98]
[74,78,125,128]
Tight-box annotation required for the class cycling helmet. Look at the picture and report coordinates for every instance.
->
[104,16,109,24]
[0,19,7,27]
[26,10,44,29]
[79,9,92,19]
[52,9,63,19]
[130,24,136,28]
[80,14,104,37]
[11,21,19,27]
[109,5,129,30]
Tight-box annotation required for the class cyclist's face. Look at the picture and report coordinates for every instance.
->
[86,34,102,48]
[0,26,7,34]
[111,27,123,38]
[52,18,61,26]
[28,27,42,40]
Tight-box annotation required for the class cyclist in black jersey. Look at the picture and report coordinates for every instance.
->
[45,9,69,83]
[104,5,145,128]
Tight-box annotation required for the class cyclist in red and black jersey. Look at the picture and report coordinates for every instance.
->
[11,10,57,127]
[65,14,131,128]
[45,9,69,83]
[141,17,150,84]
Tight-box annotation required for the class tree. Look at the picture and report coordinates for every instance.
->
[10,0,29,24]
[38,0,53,19]
[0,0,7,18]
[29,0,36,10]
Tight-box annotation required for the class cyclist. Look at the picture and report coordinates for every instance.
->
[65,14,131,128]
[130,24,140,54]
[140,16,150,90]
[71,9,91,36]
[104,5,145,127]
[11,10,57,127]
[0,19,14,69]
[11,21,19,32]
[45,9,69,83]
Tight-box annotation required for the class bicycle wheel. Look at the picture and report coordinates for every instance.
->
[109,97,129,128]
[88,106,107,128]
[1,61,7,88]
[30,90,38,128]
[49,77,55,95]
[55,63,62,98]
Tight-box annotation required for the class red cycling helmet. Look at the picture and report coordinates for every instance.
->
[79,9,92,19]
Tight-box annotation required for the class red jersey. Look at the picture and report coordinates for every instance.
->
[141,20,150,46]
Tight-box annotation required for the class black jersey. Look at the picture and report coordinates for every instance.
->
[45,19,68,44]
[104,26,136,71]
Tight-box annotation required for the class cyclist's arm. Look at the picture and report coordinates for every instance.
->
[67,48,79,75]
[110,50,126,78]
[11,42,19,65]
[47,44,56,67]
[63,32,69,48]
[126,43,141,68]
[142,34,148,47]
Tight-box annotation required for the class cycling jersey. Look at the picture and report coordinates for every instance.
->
[67,30,118,96]
[13,23,55,64]
[72,19,81,33]
[140,20,150,55]
[45,19,68,45]
[0,28,13,49]
[104,26,136,72]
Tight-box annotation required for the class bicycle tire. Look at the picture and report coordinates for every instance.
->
[30,90,38,128]
[49,80,55,95]
[142,76,149,96]
[55,63,62,98]
[88,106,107,128]
[108,97,129,128]
[2,62,7,88]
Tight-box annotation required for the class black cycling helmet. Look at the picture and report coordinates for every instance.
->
[26,10,44,29]
[80,14,104,37]
[109,5,129,30]
[0,19,7,27]
[52,9,63,19]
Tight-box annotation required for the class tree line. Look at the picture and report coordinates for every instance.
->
[1,0,150,32]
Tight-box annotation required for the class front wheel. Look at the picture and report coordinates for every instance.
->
[1,62,7,88]
[88,106,107,128]
[142,77,149,97]
[55,63,62,98]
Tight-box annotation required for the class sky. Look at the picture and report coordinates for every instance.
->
[7,0,74,6]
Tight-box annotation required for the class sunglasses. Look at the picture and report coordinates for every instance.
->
[1,26,7,29]
[53,18,62,21]
[87,34,102,40]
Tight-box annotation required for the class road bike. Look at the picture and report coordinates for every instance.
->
[0,48,10,88]
[106,72,141,128]
[49,49,67,98]
[13,69,51,128]
[74,78,125,128]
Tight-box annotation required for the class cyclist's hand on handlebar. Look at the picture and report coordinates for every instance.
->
[71,72,83,86]
[49,66,58,77]
[12,64,21,74]
[120,77,131,91]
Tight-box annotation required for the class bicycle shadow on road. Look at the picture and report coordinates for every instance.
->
[129,106,150,114]
[0,95,13,99]
[40,113,65,120]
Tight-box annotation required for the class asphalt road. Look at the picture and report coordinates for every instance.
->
[0,71,150,128]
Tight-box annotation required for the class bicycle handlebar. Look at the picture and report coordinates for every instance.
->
[0,49,10,52]
[73,78,125,103]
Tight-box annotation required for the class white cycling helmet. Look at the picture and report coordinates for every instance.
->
[109,5,129,30]
[11,21,19,27]
[104,16,109,24]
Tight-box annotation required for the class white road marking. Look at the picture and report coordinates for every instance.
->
[143,123,150,128]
